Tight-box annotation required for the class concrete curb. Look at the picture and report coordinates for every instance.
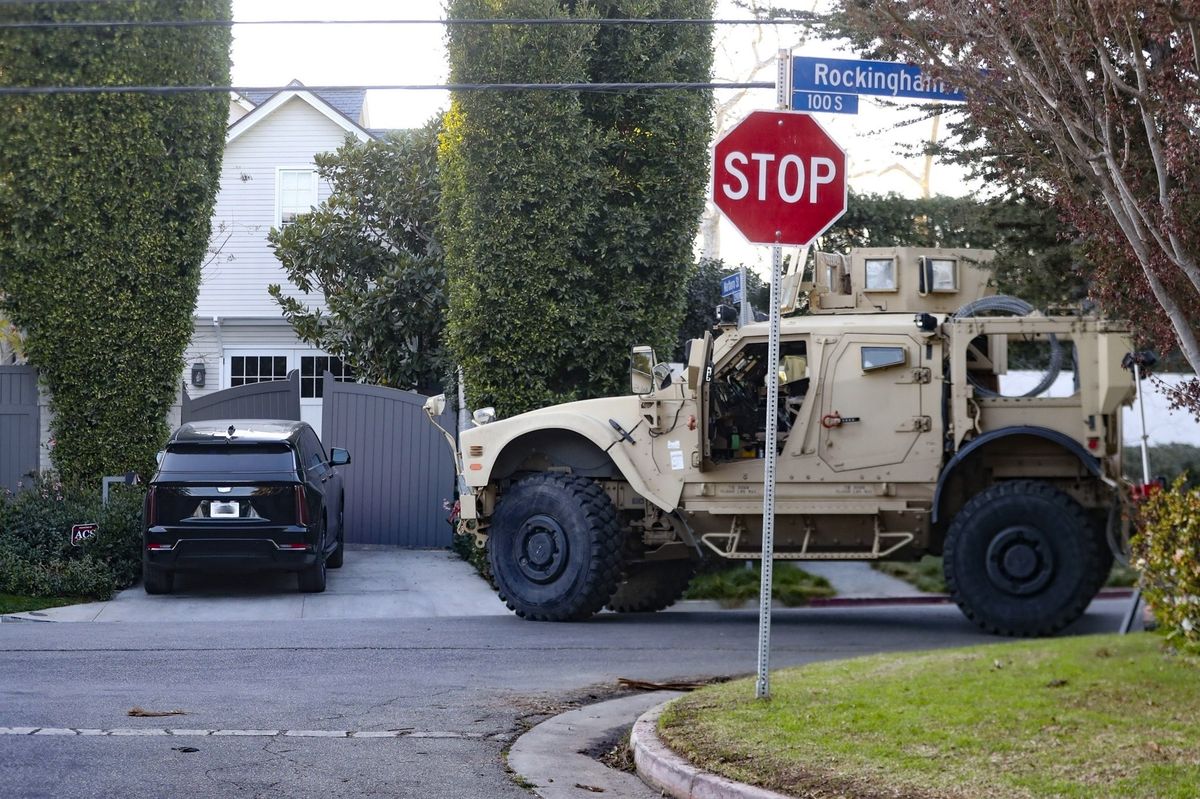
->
[632,700,793,799]
[0,614,52,623]
[509,690,680,799]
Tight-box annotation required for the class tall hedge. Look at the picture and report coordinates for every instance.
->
[441,0,714,417]
[0,1,231,487]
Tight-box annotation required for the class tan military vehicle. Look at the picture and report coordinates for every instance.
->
[426,248,1135,636]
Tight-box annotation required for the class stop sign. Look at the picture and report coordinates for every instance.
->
[712,110,847,246]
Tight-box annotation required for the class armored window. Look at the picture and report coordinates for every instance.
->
[864,258,897,291]
[861,346,907,371]
[928,258,958,292]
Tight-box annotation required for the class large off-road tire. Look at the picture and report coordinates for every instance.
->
[606,560,697,613]
[944,480,1100,637]
[143,561,174,595]
[488,473,623,621]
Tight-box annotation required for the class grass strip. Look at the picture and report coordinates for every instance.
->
[0,593,89,614]
[684,564,834,607]
[659,633,1200,799]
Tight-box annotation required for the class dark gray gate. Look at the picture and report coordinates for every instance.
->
[321,374,456,547]
[0,366,40,493]
[181,370,301,423]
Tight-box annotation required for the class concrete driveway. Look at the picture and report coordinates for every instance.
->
[9,547,509,623]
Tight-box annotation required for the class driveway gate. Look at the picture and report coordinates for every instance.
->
[179,371,456,547]
[0,366,40,493]
[322,375,456,547]
[181,370,302,423]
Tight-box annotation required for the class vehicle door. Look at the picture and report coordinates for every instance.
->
[300,427,340,542]
[817,333,939,476]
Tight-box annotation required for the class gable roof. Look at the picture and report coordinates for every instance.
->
[228,80,374,144]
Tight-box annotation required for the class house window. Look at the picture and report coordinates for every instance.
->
[300,355,354,399]
[277,169,317,227]
[230,355,289,387]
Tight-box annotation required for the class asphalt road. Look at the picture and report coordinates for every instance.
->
[0,600,1129,798]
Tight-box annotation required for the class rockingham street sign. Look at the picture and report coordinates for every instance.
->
[791,55,966,110]
[712,110,848,247]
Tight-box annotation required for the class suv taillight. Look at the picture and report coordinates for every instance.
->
[294,485,310,526]
[145,487,157,526]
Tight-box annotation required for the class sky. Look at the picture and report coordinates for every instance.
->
[229,0,974,273]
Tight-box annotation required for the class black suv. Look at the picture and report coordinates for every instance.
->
[143,420,350,594]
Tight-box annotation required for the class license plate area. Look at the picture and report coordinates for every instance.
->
[209,500,240,519]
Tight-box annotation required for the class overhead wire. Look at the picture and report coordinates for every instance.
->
[0,16,819,30]
[0,7,802,95]
[0,81,775,96]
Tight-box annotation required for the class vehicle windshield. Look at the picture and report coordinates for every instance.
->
[159,444,296,473]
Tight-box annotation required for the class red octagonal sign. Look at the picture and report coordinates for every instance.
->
[712,110,848,246]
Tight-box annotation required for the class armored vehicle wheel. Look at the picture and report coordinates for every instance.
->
[488,473,623,621]
[607,560,697,613]
[944,480,1100,637]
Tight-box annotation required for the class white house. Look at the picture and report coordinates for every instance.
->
[178,80,381,438]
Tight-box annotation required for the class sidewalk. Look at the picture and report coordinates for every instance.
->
[4,556,930,624]
[3,548,509,623]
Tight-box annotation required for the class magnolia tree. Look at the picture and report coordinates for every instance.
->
[833,1,1200,396]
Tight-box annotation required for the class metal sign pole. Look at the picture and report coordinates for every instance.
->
[755,49,790,701]
[1135,360,1151,484]
[739,264,750,326]
[1121,358,1152,635]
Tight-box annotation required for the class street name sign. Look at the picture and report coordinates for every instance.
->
[792,55,966,105]
[720,271,742,300]
[792,90,859,116]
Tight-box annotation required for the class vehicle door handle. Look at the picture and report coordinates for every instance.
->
[821,412,861,429]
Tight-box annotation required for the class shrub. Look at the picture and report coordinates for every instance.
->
[683,563,834,607]
[1134,478,1200,652]
[1123,442,1200,490]
[0,477,144,600]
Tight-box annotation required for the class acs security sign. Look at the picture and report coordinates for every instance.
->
[712,110,847,246]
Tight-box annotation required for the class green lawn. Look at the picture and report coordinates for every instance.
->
[683,563,834,607]
[659,634,1200,799]
[0,593,89,615]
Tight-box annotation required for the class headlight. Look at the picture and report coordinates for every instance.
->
[472,407,496,426]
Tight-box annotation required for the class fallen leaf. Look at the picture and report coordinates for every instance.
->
[128,707,186,717]
[618,678,705,692]
[171,746,199,753]
[574,784,605,793]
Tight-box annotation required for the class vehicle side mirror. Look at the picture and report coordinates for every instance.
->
[423,393,446,417]
[155,450,165,465]
[630,345,656,395]
[330,447,351,466]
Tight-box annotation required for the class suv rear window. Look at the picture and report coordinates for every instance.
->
[160,444,296,473]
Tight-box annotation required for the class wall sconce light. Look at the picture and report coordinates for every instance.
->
[191,362,206,388]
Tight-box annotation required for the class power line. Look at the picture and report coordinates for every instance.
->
[0,17,818,31]
[0,81,774,96]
